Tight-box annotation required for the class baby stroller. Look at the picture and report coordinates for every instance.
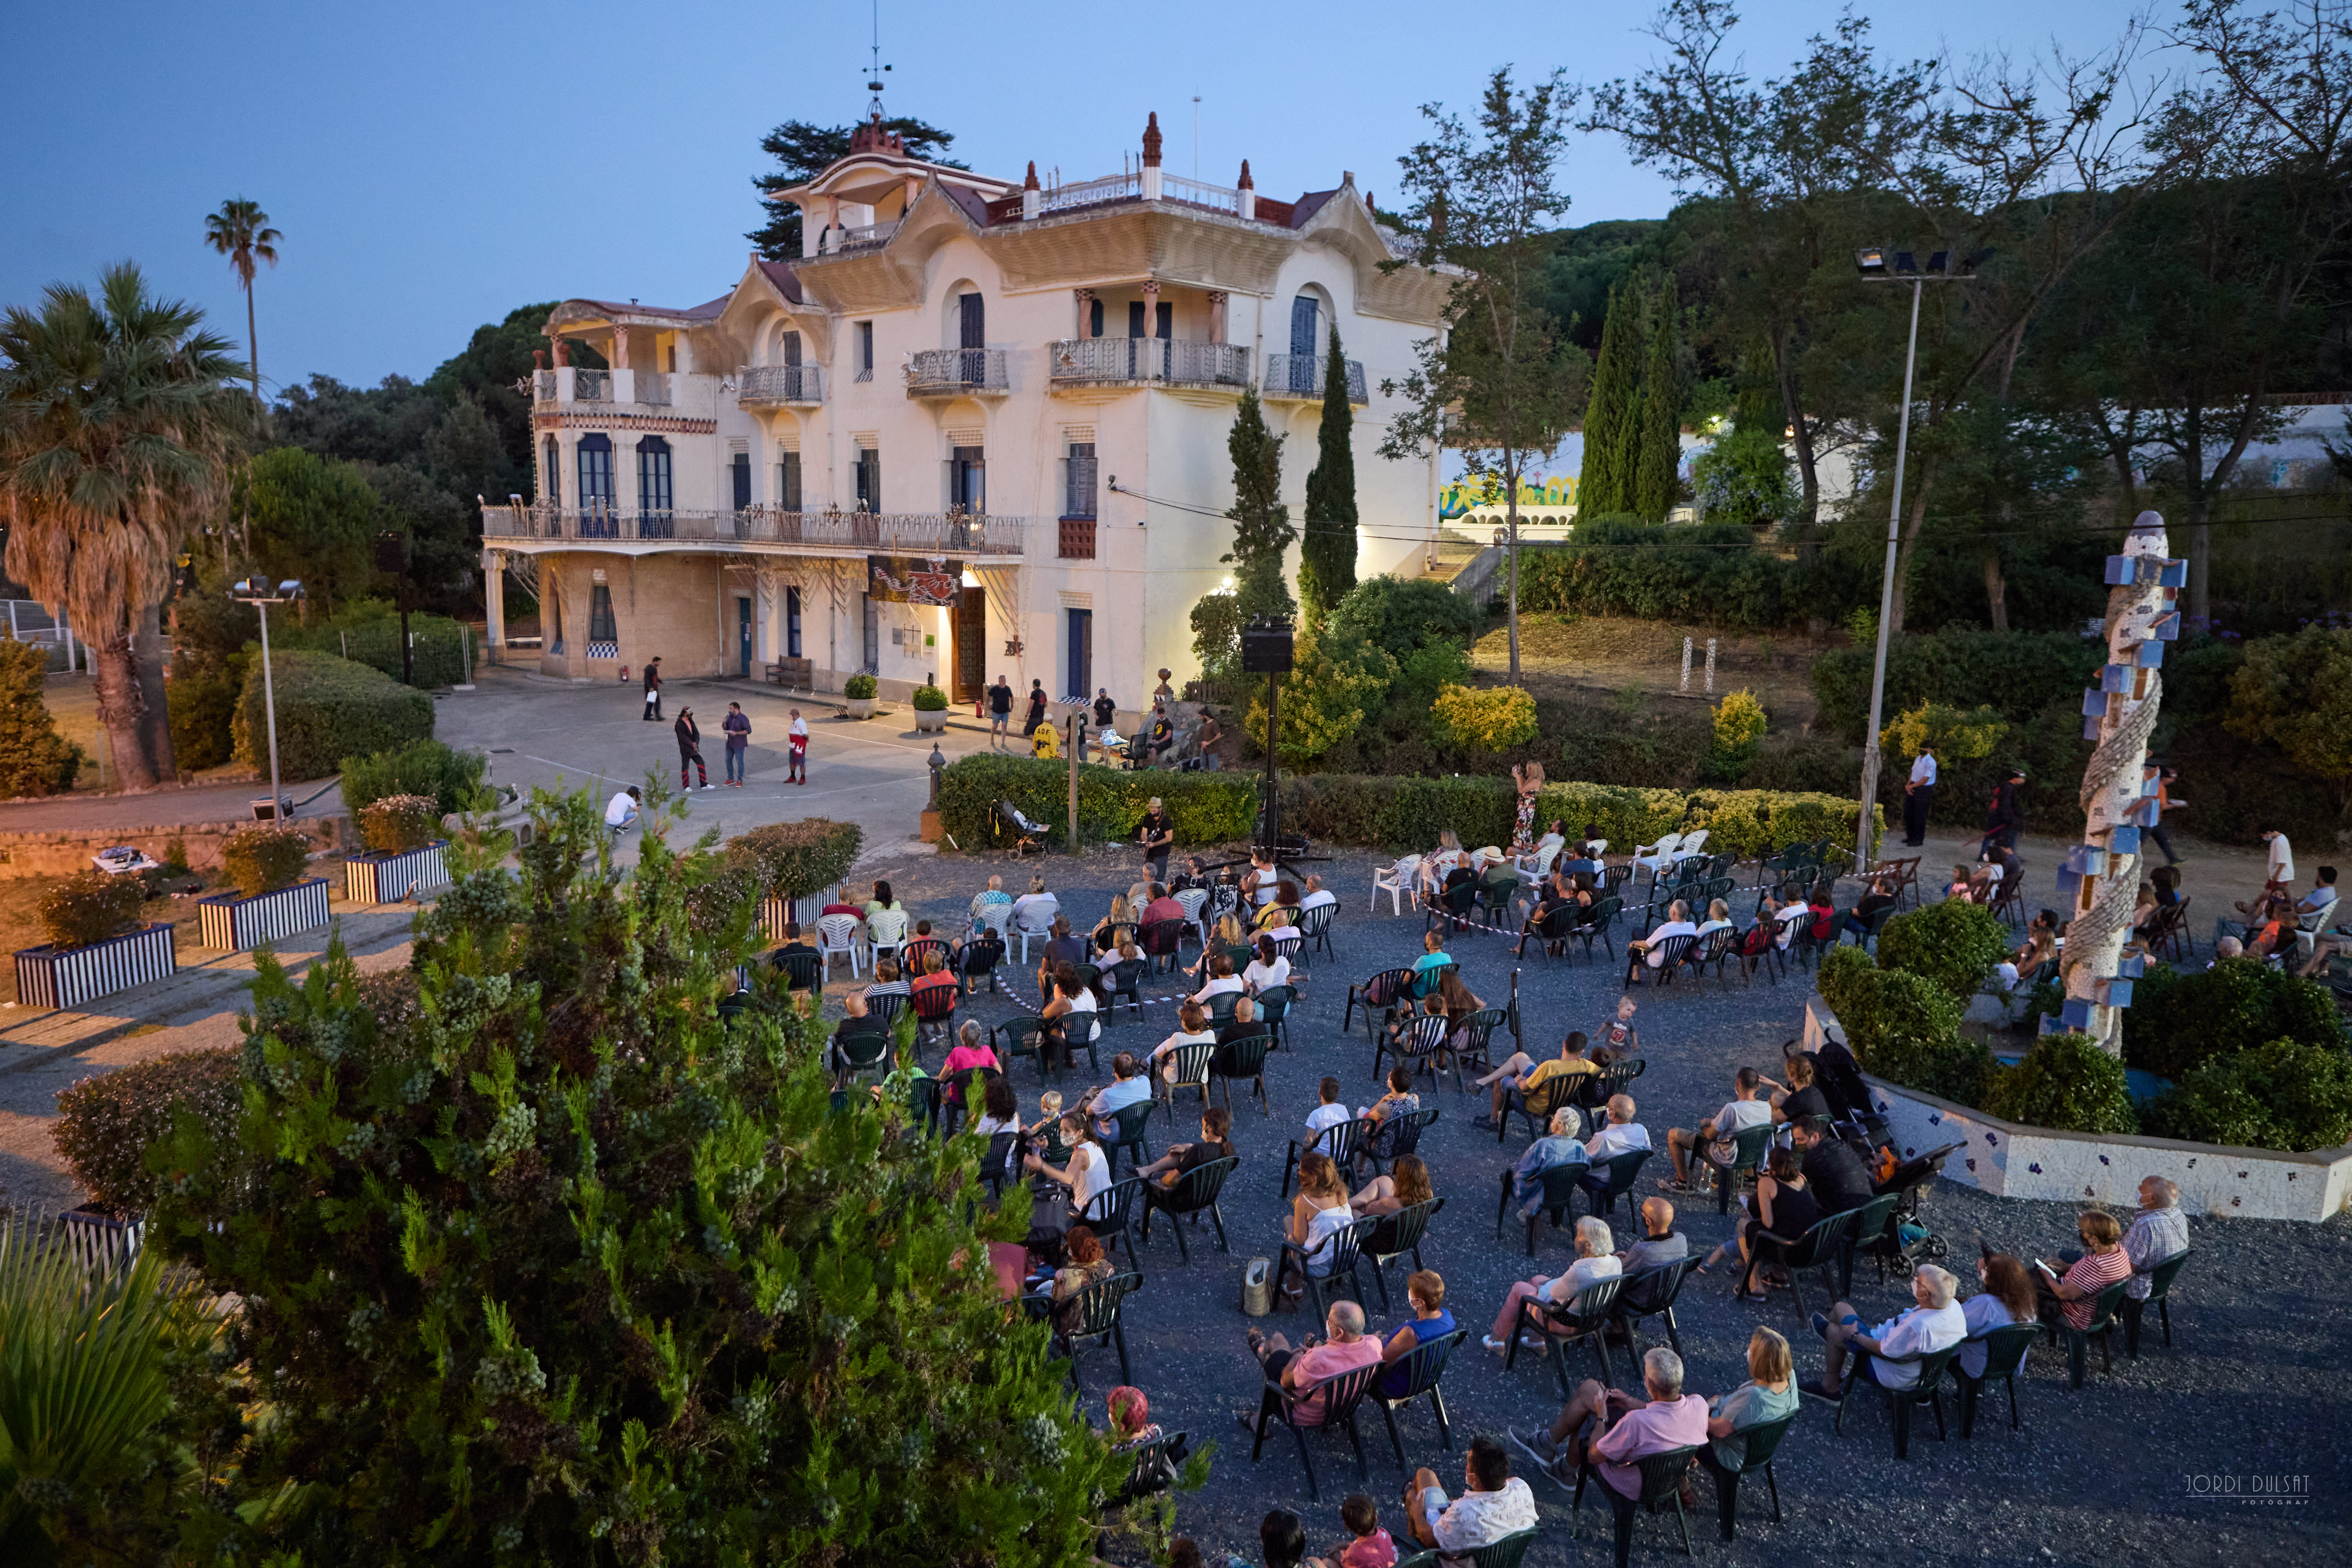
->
[992,798,1048,857]
[1854,1140,1963,1282]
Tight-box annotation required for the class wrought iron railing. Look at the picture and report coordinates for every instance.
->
[906,348,1008,395]
[1262,353,1366,403]
[480,504,1028,557]
[738,364,825,404]
[823,219,900,253]
[1039,172,1139,214]
[573,368,610,401]
[1047,339,1249,388]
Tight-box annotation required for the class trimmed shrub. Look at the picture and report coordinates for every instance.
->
[843,672,878,699]
[1704,688,1768,782]
[358,793,441,855]
[911,684,949,712]
[340,737,489,816]
[232,650,433,781]
[1876,898,2009,1001]
[38,872,144,949]
[1431,683,1539,752]
[51,1047,243,1216]
[2141,1038,2352,1153]
[1982,1032,2138,1135]
[221,824,314,898]
[1810,629,2104,745]
[1323,575,1484,658]
[938,755,1257,851]
[1817,945,1988,1105]
[0,637,83,797]
[2120,959,2347,1080]
[279,599,470,689]
[167,652,247,771]
[726,818,866,898]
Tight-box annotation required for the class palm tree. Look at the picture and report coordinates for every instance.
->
[202,198,281,415]
[0,264,242,789]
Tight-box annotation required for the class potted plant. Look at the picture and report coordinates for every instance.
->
[200,823,330,951]
[346,793,451,905]
[13,871,176,1011]
[844,672,879,720]
[911,683,949,733]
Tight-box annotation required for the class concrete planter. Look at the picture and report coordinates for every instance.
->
[198,878,332,952]
[1806,996,2352,1222]
[846,697,877,720]
[914,707,948,733]
[13,922,177,1011]
[345,841,449,906]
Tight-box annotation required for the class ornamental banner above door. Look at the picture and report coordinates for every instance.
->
[867,554,963,606]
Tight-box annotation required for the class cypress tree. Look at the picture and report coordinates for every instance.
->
[1577,276,1645,517]
[1633,270,1684,522]
[1298,325,1359,623]
[1222,386,1297,625]
[0,639,83,796]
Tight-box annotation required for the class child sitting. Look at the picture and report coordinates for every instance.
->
[1332,1493,1396,1568]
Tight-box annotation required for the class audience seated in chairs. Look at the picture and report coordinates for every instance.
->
[1086,1053,1152,1139]
[1625,900,1698,972]
[1149,1000,1220,1080]
[1473,1031,1598,1131]
[1664,1066,1773,1191]
[1615,1197,1688,1272]
[1996,910,2059,989]
[1040,964,1100,1070]
[1243,1300,1385,1433]
[1032,1224,1114,1328]
[1484,1215,1620,1355]
[1790,1117,1874,1217]
[1363,1066,1421,1133]
[1193,951,1248,1008]
[1402,1436,1538,1560]
[2123,1177,2190,1299]
[969,874,1012,923]
[1136,1105,1237,1188]
[1415,830,1467,902]
[1036,914,1090,999]
[1762,1053,1827,1131]
[2030,1208,2133,1331]
[1305,1076,1351,1142]
[1106,1383,1166,1458]
[1326,1493,1398,1568]
[938,1020,999,1107]
[1802,1263,1966,1401]
[824,992,892,1082]
[1246,933,1293,994]
[1280,1151,1357,1307]
[1254,879,1304,934]
[1958,1253,2040,1379]
[1505,1108,1589,1225]
[1023,1110,1112,1245]
[1375,1269,1457,1401]
[863,958,910,1005]
[1702,1326,1798,1473]
[1508,1344,1708,1491]
[1840,876,1899,942]
[1584,1094,1651,1165]
[1352,1154,1433,1221]
[1699,1146,1819,1300]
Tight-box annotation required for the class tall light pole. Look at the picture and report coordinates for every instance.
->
[232,576,303,818]
[1850,246,1979,876]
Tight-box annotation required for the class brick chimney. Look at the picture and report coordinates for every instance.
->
[1022,160,1041,220]
[1140,113,1163,200]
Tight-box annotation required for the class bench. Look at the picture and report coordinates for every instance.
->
[763,657,813,689]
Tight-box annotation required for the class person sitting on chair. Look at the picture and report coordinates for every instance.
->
[1625,900,1697,971]
[1242,1300,1384,1435]
[1702,1327,1799,1473]
[2030,1208,2133,1331]
[1373,1268,1457,1400]
[825,992,891,1080]
[1036,915,1089,1000]
[1039,964,1099,1071]
[1350,1153,1432,1221]
[938,1020,999,1105]
[1253,879,1302,933]
[1087,1052,1151,1139]
[1787,1116,1872,1213]
[1299,873,1337,918]
[1957,1253,2040,1380]
[1840,876,1899,941]
[1615,1196,1687,1272]
[862,959,910,1004]
[1364,1065,1420,1129]
[1663,1066,1772,1189]
[1472,1031,1596,1132]
[1135,1105,1235,1188]
[1147,1000,1219,1082]
[1483,1215,1618,1354]
[1191,952,1246,1008]
[1508,1345,1709,1491]
[1244,933,1292,994]
[1401,1436,1537,1559]
[1503,1106,1589,1225]
[1584,1094,1651,1164]
[1762,1053,1828,1130]
[1280,1151,1356,1305]
[2122,1176,2190,1299]
[1037,1225,1114,1329]
[1803,1263,1966,1401]
[1996,910,2059,989]
[1699,1146,1819,1298]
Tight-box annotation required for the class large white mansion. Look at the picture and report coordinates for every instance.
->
[480,112,1447,705]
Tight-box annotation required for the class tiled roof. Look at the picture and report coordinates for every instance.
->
[1286,187,1340,229]
[755,261,803,303]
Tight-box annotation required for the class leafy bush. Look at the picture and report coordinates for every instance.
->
[844,672,879,699]
[1243,625,1397,767]
[1323,575,1485,658]
[2142,1038,2352,1153]
[0,637,82,797]
[938,755,1257,850]
[910,683,949,712]
[1519,519,1812,629]
[1738,731,1862,795]
[232,649,433,781]
[220,824,313,897]
[1817,945,1988,1105]
[1431,683,1539,752]
[1810,629,2104,745]
[358,793,441,855]
[37,872,144,949]
[1880,700,2007,764]
[726,818,865,898]
[2226,625,2352,819]
[1982,1032,2138,1134]
[1875,898,2009,1001]
[340,737,490,815]
[1705,688,1768,782]
[50,1047,242,1216]
[2120,959,2347,1080]
[147,788,1127,1562]
[165,651,247,771]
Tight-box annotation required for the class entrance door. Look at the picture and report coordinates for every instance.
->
[949,586,987,702]
[1065,608,1092,702]
[736,595,753,676]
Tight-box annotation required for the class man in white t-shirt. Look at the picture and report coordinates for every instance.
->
[1298,873,1337,916]
[2231,826,2297,927]
[1626,901,1698,969]
[1662,1066,1772,1188]
[603,787,642,831]
[1903,744,1938,846]
[1405,1435,1538,1563]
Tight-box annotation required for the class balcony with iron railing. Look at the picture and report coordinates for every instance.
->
[736,364,825,406]
[1047,338,1250,391]
[1262,352,1367,404]
[481,503,1027,558]
[817,218,900,254]
[906,348,1009,398]
[532,367,679,407]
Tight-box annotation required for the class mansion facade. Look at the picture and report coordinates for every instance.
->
[481,112,1447,705]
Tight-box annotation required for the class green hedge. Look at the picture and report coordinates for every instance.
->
[2120,959,2346,1081]
[1809,629,2104,745]
[1981,1032,2138,1135]
[51,1046,244,1216]
[2141,1038,2352,1153]
[340,738,490,816]
[278,599,470,689]
[232,650,434,781]
[1875,898,2009,1001]
[1817,946,1991,1106]
[937,756,1257,850]
[726,819,866,899]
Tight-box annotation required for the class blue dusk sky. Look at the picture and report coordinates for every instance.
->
[2,0,2163,391]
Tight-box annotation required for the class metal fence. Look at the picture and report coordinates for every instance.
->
[0,600,80,669]
[481,504,1029,557]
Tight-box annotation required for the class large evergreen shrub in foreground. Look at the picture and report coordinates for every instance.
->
[151,785,1124,1565]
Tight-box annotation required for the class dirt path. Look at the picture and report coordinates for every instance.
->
[1471,613,1839,728]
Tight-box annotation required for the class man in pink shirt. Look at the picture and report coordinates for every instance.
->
[1141,882,1187,931]
[1242,1301,1384,1434]
[1509,1346,1707,1494]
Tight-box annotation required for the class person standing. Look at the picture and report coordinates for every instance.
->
[1903,743,1937,848]
[1978,766,2026,856]
[1024,679,1049,738]
[720,701,751,787]
[674,706,710,790]
[1508,761,1544,858]
[787,709,808,785]
[2145,764,2182,867]
[641,656,663,720]
[987,673,1014,750]
[1138,796,1175,884]
[1092,686,1118,761]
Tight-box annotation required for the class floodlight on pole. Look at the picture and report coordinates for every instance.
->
[230,577,304,820]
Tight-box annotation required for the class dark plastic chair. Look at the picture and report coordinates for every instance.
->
[977,1129,1020,1197]
[1508,1275,1626,1398]
[2043,1277,2131,1389]
[1375,1326,1467,1464]
[1498,1075,1581,1145]
[1139,917,1188,974]
[1102,955,1146,1020]
[899,937,949,978]
[2122,1249,2191,1358]
[770,945,823,992]
[1365,1105,1440,1176]
[865,990,910,1035]
[1497,1162,1588,1258]
[1953,1322,2040,1438]
[828,1021,893,1087]
[1625,933,1695,988]
[1743,1209,1855,1320]
[1279,1214,1380,1322]
[1837,1192,1901,1296]
[1699,1124,1776,1215]
[1451,1007,1511,1084]
[1102,1101,1155,1179]
[1695,1406,1797,1542]
[957,935,1005,998]
[901,1073,943,1135]
[1425,880,1479,935]
[1138,1153,1237,1262]
[1205,990,1241,1027]
[1362,1196,1444,1308]
[1280,1116,1380,1198]
[992,1016,1051,1082]
[1611,1253,1700,1358]
[1393,1527,1538,1568]
[1573,895,1623,962]
[1571,1445,1698,1567]
[1246,1359,1382,1503]
[1516,902,1583,962]
[1344,967,1417,1041]
[1115,1427,1186,1505]
[1299,900,1337,967]
[1680,927,1738,985]
[1210,1029,1274,1116]
[1374,1011,1453,1092]
[1077,1174,1147,1273]
[1035,1268,1143,1393]
[1833,1341,1962,1460]
[1580,1148,1656,1223]
[1411,961,1460,1001]
[910,983,958,1058]
[1153,1041,1217,1124]
[1254,984,1297,1051]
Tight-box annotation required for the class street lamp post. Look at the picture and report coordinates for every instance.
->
[231,577,304,818]
[1849,246,1980,876]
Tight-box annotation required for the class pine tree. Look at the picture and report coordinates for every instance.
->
[1633,270,1684,522]
[1578,276,1645,517]
[0,638,82,796]
[1222,386,1296,626]
[1298,325,1359,623]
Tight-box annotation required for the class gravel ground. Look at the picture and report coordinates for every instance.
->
[852,844,2352,1568]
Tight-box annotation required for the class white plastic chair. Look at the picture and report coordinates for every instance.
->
[1670,828,1711,865]
[1514,836,1565,879]
[816,913,864,979]
[1632,830,1684,877]
[1372,855,1421,916]
[1173,886,1210,947]
[977,903,1013,942]
[1011,905,1057,965]
[866,907,910,968]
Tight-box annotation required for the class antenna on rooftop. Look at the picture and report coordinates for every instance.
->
[865,0,891,118]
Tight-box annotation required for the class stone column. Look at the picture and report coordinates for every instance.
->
[1207,290,1228,343]
[483,551,505,661]
[1074,288,1094,339]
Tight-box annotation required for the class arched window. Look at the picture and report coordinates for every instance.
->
[637,436,673,538]
[577,434,614,536]
[1287,292,1321,391]
[542,435,560,505]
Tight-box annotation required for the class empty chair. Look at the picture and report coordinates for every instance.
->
[1372,855,1423,915]
[865,907,910,968]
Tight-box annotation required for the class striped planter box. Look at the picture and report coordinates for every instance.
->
[760,894,824,942]
[199,878,331,952]
[61,1207,146,1274]
[13,922,177,1011]
[345,842,449,906]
